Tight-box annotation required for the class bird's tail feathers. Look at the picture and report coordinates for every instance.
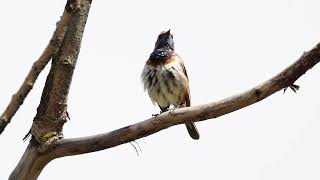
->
[185,122,200,140]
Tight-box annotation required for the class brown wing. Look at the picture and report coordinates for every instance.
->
[176,54,191,107]
[177,55,189,80]
[176,55,200,140]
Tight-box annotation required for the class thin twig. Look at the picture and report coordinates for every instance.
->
[129,142,140,157]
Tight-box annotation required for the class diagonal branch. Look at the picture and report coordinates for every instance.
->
[30,0,88,146]
[52,43,320,158]
[0,8,73,135]
[22,1,85,142]
[9,0,92,179]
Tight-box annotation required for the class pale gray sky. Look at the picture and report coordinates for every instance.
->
[1,0,320,179]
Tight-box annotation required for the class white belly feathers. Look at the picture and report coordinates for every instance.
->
[141,60,188,108]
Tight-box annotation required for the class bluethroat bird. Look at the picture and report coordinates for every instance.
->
[141,30,200,140]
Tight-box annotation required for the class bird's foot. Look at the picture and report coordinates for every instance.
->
[152,110,163,117]
[169,107,176,115]
[152,113,159,118]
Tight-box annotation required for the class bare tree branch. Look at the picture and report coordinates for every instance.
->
[9,0,92,179]
[8,140,51,180]
[30,0,88,146]
[51,43,320,158]
[6,0,320,179]
[0,7,73,135]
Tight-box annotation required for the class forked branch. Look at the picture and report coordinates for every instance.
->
[9,0,92,179]
[0,6,73,134]
[7,1,320,179]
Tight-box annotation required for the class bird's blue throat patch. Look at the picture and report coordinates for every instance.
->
[149,49,174,61]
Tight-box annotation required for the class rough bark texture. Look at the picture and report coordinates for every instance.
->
[0,9,73,135]
[30,0,89,146]
[9,0,92,179]
[12,41,320,174]
[6,0,320,179]
[8,140,52,180]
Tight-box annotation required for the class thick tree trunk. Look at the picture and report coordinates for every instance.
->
[9,140,52,180]
[9,0,92,179]
[5,0,320,179]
